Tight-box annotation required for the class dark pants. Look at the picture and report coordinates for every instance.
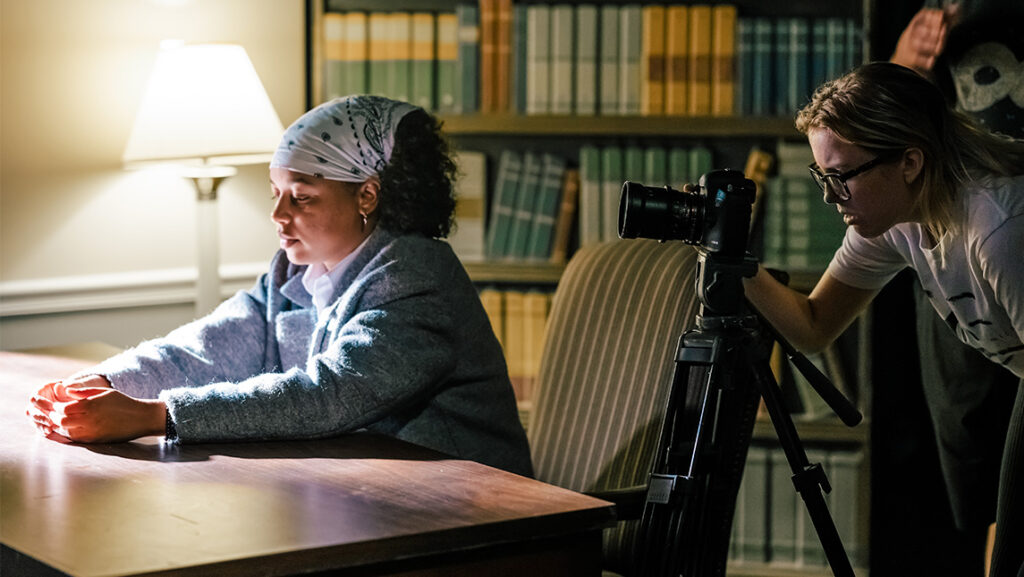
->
[914,281,1020,575]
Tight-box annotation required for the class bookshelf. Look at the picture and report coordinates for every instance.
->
[304,1,874,574]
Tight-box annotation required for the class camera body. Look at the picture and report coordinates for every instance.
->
[618,168,756,259]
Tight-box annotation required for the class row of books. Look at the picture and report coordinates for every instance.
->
[730,445,866,569]
[760,142,847,272]
[322,5,862,118]
[579,144,713,246]
[737,17,863,117]
[479,287,553,407]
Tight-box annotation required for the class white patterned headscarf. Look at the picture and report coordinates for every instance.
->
[270,95,420,182]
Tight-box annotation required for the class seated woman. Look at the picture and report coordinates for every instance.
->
[26,95,534,478]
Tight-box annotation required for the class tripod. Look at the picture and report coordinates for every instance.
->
[633,248,863,577]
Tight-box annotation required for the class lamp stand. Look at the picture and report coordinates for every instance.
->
[188,174,230,317]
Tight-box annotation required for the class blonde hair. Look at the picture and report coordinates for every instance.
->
[796,62,1024,238]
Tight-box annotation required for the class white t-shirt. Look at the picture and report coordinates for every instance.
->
[827,175,1024,379]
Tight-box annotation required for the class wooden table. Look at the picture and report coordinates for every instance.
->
[0,349,615,577]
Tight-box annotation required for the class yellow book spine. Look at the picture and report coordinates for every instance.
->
[503,290,527,402]
[522,291,550,404]
[496,0,513,113]
[479,288,505,347]
[665,5,689,116]
[711,4,737,117]
[479,0,497,113]
[687,5,712,116]
[641,5,666,116]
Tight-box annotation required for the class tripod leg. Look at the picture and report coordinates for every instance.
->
[636,331,762,577]
[747,354,858,577]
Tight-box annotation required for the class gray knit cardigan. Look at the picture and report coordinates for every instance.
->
[87,228,534,477]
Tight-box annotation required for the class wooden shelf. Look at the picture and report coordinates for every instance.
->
[464,261,565,284]
[440,114,801,138]
[752,416,869,444]
[727,560,866,577]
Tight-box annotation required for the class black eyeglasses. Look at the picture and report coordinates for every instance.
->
[808,153,901,202]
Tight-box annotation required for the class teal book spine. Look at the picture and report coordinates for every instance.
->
[527,154,566,259]
[751,18,773,116]
[600,146,623,242]
[774,19,791,116]
[512,4,529,114]
[825,18,846,81]
[485,150,523,259]
[623,145,644,183]
[508,152,543,259]
[575,4,598,116]
[810,19,828,91]
[456,4,480,113]
[845,19,861,70]
[599,4,620,116]
[790,18,810,110]
[737,18,754,116]
[578,145,603,246]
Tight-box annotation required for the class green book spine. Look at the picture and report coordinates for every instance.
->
[688,146,713,183]
[508,152,543,259]
[527,154,566,259]
[668,147,690,189]
[600,146,623,242]
[578,145,602,246]
[486,150,523,259]
[643,146,667,187]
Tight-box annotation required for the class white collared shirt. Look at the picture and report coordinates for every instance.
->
[301,233,373,316]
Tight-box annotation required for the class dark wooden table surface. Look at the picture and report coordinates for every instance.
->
[0,348,614,577]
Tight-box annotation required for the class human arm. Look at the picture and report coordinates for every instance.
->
[743,266,877,353]
[158,240,463,443]
[891,4,961,75]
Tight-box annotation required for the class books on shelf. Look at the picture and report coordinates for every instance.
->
[485,148,574,263]
[479,287,553,404]
[448,150,488,262]
[319,6,862,119]
[732,444,866,569]
[761,141,846,272]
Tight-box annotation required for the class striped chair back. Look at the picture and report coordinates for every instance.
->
[527,239,701,574]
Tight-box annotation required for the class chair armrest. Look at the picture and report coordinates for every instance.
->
[585,485,647,521]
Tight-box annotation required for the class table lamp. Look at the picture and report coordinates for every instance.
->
[122,41,284,316]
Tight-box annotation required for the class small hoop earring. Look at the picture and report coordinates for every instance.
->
[360,212,368,232]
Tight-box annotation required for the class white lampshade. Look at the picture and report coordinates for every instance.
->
[122,42,284,168]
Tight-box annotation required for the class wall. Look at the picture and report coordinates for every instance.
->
[0,0,306,349]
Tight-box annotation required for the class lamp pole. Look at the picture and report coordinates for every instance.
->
[186,167,236,317]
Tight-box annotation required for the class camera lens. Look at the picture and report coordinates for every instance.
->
[619,181,706,243]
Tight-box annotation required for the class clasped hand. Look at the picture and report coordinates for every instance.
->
[26,376,166,443]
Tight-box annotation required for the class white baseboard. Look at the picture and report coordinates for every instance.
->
[0,262,267,317]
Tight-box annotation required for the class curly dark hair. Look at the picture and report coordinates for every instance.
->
[376,109,458,238]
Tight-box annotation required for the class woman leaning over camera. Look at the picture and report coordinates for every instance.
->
[744,61,1024,577]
